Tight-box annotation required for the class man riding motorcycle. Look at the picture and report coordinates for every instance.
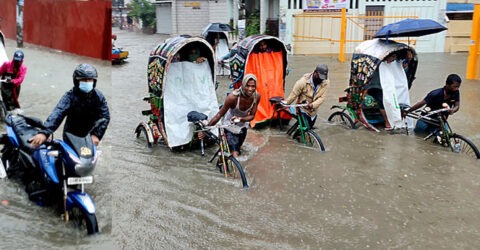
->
[30,63,110,147]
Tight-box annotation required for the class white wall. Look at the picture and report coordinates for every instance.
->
[282,0,448,54]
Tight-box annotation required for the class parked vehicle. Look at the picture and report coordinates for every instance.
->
[0,114,102,235]
[112,34,129,64]
[136,35,218,150]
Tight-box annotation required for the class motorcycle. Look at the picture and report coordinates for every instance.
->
[0,113,104,235]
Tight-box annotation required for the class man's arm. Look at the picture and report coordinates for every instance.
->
[92,92,111,140]
[285,78,304,105]
[450,100,460,114]
[208,94,236,126]
[406,99,426,113]
[41,92,71,136]
[0,62,6,75]
[30,92,71,147]
[12,66,27,86]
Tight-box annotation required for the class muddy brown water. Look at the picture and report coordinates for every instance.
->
[2,28,480,249]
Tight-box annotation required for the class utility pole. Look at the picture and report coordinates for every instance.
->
[16,0,24,48]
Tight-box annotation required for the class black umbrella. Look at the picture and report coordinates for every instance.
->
[374,18,447,39]
[201,23,234,37]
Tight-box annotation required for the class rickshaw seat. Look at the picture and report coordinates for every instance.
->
[269,96,284,105]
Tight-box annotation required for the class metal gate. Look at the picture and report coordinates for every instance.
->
[292,9,417,61]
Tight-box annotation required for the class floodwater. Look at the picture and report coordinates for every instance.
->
[1,26,480,249]
[0,40,114,247]
[111,28,480,249]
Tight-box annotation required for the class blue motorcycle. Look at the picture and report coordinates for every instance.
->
[0,114,102,235]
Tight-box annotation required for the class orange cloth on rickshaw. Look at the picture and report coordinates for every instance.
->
[244,51,290,127]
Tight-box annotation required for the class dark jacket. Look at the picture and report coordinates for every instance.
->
[41,88,110,140]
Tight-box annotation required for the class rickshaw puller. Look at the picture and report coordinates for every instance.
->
[403,73,461,135]
[198,74,260,158]
[284,64,330,128]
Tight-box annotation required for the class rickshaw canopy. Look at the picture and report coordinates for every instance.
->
[349,39,417,130]
[229,34,289,127]
[147,36,218,148]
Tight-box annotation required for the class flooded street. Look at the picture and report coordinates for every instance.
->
[111,28,480,249]
[0,40,114,247]
[1,26,480,249]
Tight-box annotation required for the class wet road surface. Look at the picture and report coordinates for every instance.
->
[1,26,480,249]
[111,28,480,249]
[0,39,114,247]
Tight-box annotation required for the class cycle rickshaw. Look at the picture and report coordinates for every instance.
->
[135,35,218,149]
[201,23,233,76]
[329,38,418,132]
[228,34,290,128]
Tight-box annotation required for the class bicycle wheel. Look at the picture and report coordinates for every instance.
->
[448,134,480,159]
[303,130,326,151]
[135,124,152,148]
[222,156,248,188]
[328,111,356,129]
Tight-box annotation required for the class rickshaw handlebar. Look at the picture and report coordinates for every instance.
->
[194,121,242,134]
[404,107,451,120]
[279,103,309,108]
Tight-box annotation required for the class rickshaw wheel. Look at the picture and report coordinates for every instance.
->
[135,124,153,148]
[448,134,480,159]
[328,111,356,129]
[304,130,325,151]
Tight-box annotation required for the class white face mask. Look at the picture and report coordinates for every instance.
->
[79,81,94,93]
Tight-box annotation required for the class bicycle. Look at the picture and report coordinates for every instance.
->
[187,111,248,188]
[269,97,325,151]
[402,104,480,159]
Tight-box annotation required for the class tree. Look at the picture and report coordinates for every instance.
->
[127,0,156,32]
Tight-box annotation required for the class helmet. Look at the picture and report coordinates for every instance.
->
[112,34,117,40]
[73,63,98,87]
[13,50,24,62]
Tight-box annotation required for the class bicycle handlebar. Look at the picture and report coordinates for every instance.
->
[278,103,309,108]
[405,107,450,119]
[195,122,242,134]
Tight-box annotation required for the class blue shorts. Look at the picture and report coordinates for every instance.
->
[414,119,439,135]
[225,127,247,153]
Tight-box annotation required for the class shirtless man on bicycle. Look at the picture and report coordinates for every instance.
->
[199,73,260,158]
[404,73,461,134]
[284,64,330,128]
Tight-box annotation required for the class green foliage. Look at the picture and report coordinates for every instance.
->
[127,0,156,30]
[245,9,260,37]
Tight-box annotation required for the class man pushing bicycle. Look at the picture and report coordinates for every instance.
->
[284,64,330,128]
[199,74,260,158]
[403,73,461,135]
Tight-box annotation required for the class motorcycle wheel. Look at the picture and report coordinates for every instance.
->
[69,205,99,235]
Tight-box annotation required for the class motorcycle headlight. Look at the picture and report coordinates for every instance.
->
[74,158,96,176]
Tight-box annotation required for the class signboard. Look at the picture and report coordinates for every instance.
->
[305,0,347,10]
